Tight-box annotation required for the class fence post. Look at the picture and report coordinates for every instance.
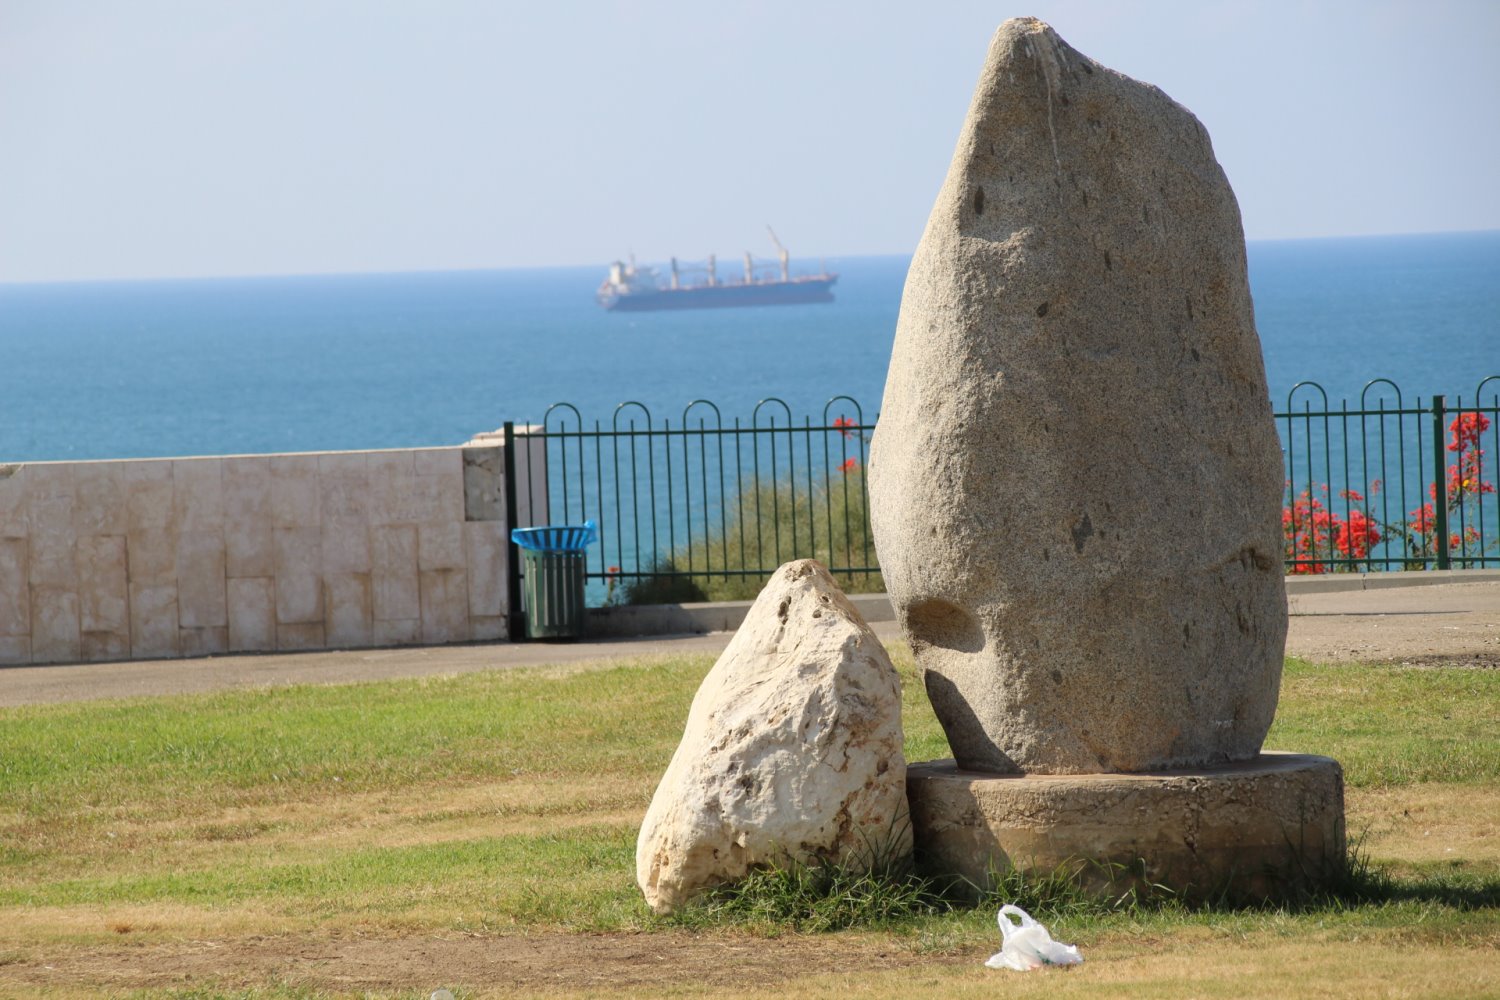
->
[503,421,525,640]
[1431,395,1450,571]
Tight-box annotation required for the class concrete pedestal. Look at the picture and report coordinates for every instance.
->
[907,752,1345,903]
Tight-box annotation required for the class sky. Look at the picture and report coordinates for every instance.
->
[2,0,1498,283]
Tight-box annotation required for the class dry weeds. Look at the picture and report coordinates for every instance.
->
[1349,781,1500,868]
[1,924,1496,998]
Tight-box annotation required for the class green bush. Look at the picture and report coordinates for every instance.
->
[620,557,710,605]
[625,467,884,604]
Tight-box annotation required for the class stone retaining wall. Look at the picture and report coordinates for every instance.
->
[0,439,545,666]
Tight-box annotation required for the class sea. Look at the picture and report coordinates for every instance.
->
[1,230,1496,465]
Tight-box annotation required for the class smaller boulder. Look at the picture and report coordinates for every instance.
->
[636,560,911,914]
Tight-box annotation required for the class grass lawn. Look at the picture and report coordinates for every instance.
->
[0,649,1496,997]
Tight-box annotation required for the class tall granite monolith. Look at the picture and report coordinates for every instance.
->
[869,17,1288,774]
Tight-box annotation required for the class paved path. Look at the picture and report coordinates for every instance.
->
[1285,580,1500,665]
[3,584,1496,708]
[0,628,821,708]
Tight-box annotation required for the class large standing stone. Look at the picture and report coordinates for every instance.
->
[868,18,1287,774]
[636,560,910,914]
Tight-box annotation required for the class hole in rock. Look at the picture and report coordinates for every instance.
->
[905,598,984,654]
[1070,512,1094,554]
[973,185,985,216]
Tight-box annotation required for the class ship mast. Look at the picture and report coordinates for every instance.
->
[766,225,790,282]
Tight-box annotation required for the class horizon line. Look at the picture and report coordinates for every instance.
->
[3,227,1497,289]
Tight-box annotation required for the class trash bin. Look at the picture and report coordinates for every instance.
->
[511,520,597,640]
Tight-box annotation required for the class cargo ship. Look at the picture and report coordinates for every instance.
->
[596,228,837,312]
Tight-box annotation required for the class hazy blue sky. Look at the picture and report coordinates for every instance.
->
[3,0,1497,282]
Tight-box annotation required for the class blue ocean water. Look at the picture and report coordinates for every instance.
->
[1,231,1496,464]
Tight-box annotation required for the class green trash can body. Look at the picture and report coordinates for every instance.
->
[520,549,587,639]
[511,520,596,641]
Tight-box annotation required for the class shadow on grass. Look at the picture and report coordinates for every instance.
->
[1322,846,1500,910]
[661,844,1500,934]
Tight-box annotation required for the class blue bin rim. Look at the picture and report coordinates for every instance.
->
[510,519,598,552]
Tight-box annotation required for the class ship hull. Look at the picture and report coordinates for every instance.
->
[601,276,837,312]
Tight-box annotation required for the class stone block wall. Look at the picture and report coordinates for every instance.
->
[0,440,545,666]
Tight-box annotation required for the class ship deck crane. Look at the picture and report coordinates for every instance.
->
[766,225,790,283]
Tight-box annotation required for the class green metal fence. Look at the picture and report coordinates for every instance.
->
[1282,377,1499,574]
[502,397,878,635]
[502,377,1499,623]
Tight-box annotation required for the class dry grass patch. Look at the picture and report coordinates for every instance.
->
[171,777,647,853]
[716,932,1500,1000]
[1347,781,1500,868]
[1,650,1497,996]
[2,776,651,902]
[4,901,315,945]
[0,923,1496,998]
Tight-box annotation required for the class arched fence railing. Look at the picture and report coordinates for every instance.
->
[1282,377,1499,575]
[502,396,877,631]
[500,377,1498,622]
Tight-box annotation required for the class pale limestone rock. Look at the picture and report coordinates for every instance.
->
[868,18,1287,774]
[636,560,910,914]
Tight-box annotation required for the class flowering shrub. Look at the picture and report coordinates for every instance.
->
[1283,486,1381,573]
[1283,488,1335,573]
[1285,411,1494,571]
[1335,507,1382,559]
[1403,501,1483,556]
[1446,412,1494,504]
[1395,412,1495,563]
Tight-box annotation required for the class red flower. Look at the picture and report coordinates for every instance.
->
[831,416,857,439]
[1283,488,1337,573]
[606,565,621,575]
[1408,503,1436,536]
[839,457,859,474]
[1443,412,1495,503]
[1334,509,1381,558]
[1448,412,1490,452]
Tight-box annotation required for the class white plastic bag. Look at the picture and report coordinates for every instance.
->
[985,904,1084,971]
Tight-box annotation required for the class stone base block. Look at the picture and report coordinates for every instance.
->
[907,752,1345,903]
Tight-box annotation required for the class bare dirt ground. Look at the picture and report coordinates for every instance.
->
[5,921,1497,999]
[0,630,743,708]
[0,930,939,996]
